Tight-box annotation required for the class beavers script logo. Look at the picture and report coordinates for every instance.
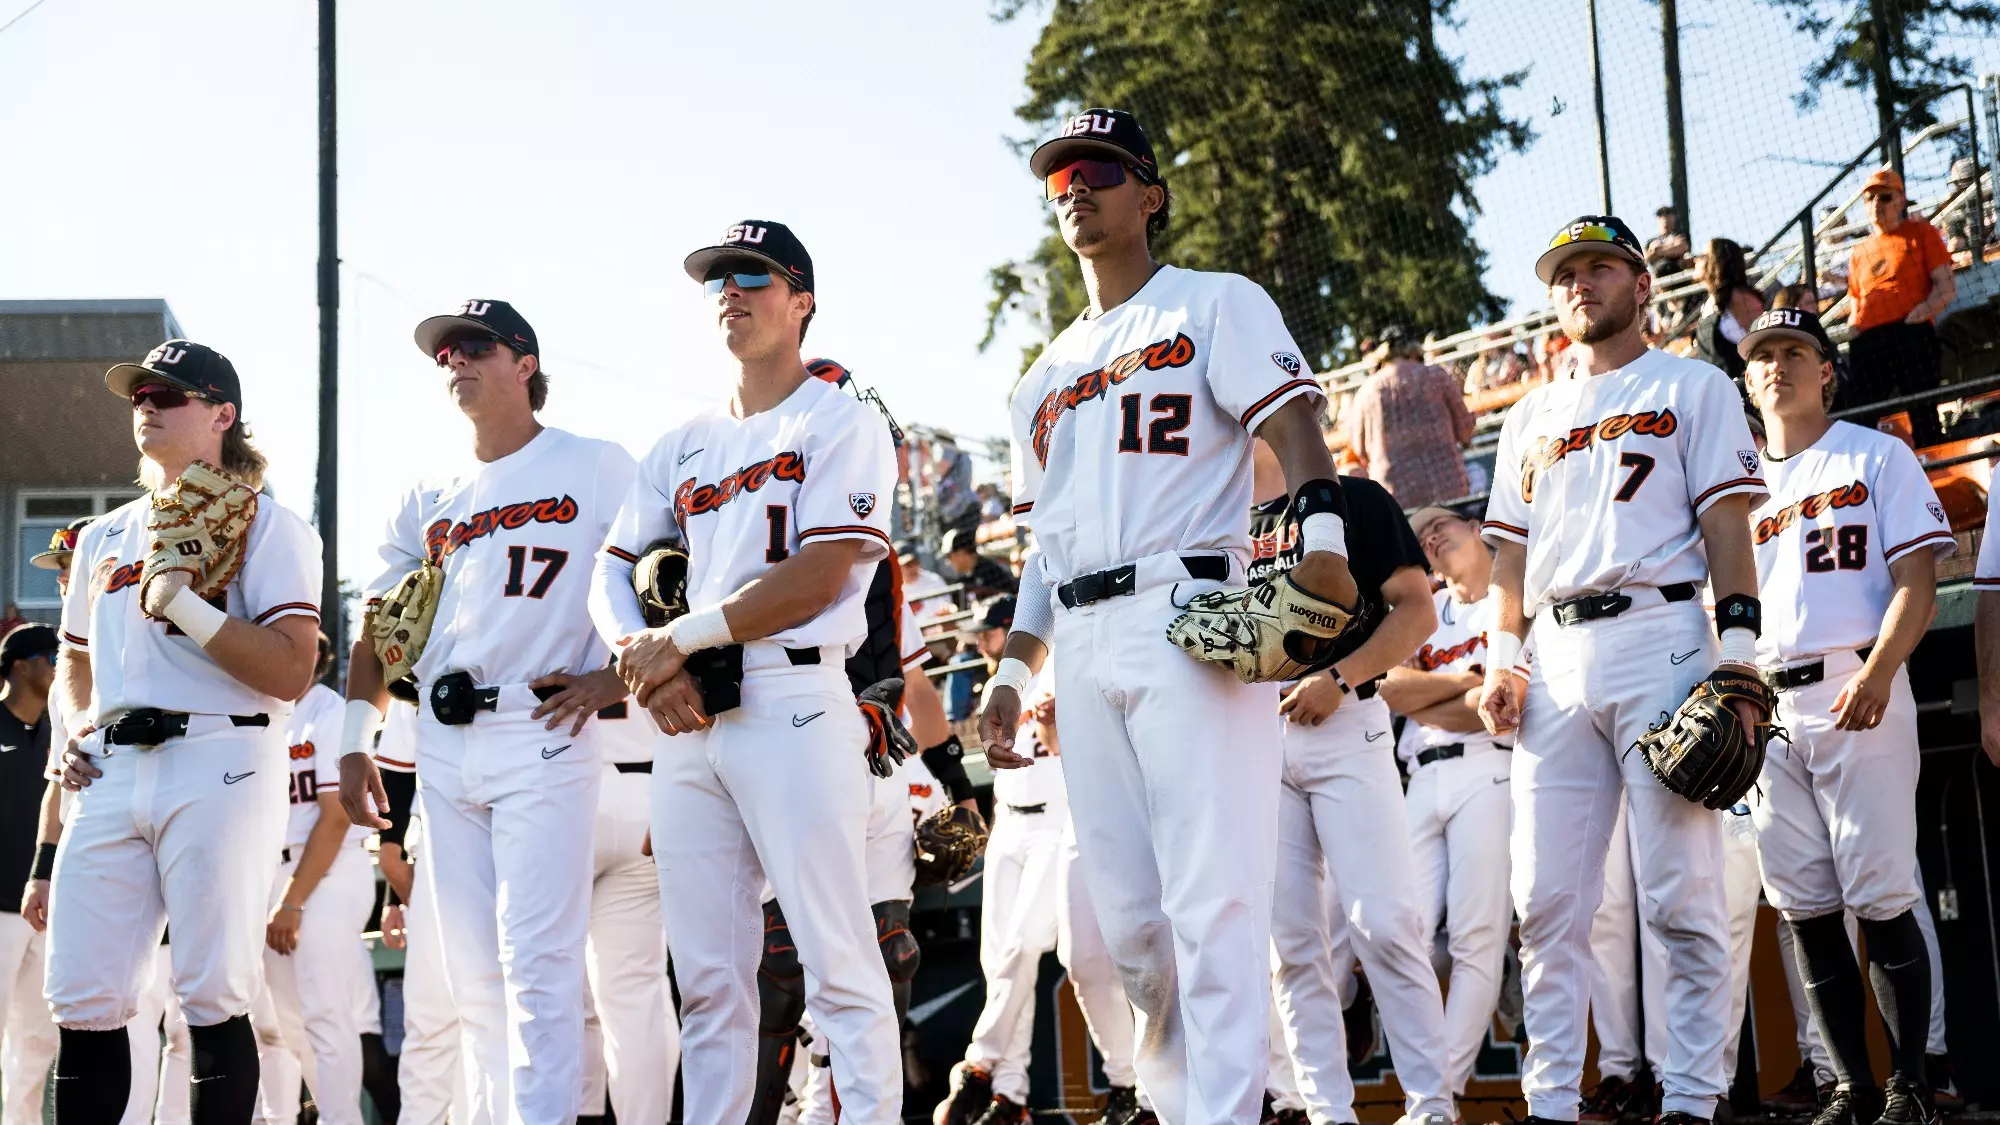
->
[425,495,579,561]
[1031,333,1197,464]
[1519,409,1678,503]
[1416,633,1485,671]
[675,451,807,523]
[1755,480,1869,544]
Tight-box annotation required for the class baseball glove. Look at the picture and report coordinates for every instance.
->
[141,460,258,609]
[632,540,690,628]
[1631,667,1776,810]
[370,563,444,683]
[913,805,988,887]
[857,678,917,779]
[1165,575,1362,684]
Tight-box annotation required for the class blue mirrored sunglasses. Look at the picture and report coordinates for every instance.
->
[703,271,777,294]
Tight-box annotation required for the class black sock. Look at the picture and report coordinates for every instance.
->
[54,1026,132,1125]
[1858,911,1932,1086]
[359,1032,400,1122]
[1788,913,1877,1091]
[188,1015,260,1125]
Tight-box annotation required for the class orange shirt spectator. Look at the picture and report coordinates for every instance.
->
[1346,332,1475,507]
[1848,212,1951,330]
[1844,167,1956,445]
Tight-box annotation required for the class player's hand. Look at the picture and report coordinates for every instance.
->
[641,828,652,857]
[1831,663,1893,731]
[1279,671,1345,726]
[266,904,303,955]
[21,880,49,932]
[1716,660,1770,733]
[1479,666,1523,736]
[531,667,627,736]
[979,685,1032,769]
[376,843,413,903]
[616,628,688,701]
[1982,707,2000,768]
[380,903,407,950]
[644,670,710,736]
[139,569,194,620]
[337,751,392,830]
[59,746,100,792]
[1289,552,1361,613]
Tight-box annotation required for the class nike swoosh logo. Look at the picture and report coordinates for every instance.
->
[0,746,15,754]
[223,771,254,785]
[104,528,124,538]
[1365,730,1387,742]
[792,712,824,727]
[1494,776,1509,785]
[1670,649,1699,664]
[678,448,704,465]
[541,744,572,759]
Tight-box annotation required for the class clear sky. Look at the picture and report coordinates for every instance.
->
[2,0,1995,587]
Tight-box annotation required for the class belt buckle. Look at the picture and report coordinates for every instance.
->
[1073,572,1106,606]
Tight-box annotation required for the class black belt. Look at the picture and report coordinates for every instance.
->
[105,708,269,746]
[1414,743,1464,767]
[1352,676,1381,702]
[614,761,652,774]
[429,673,641,726]
[786,648,821,666]
[1550,581,1697,627]
[1765,646,1872,693]
[1057,555,1228,609]
[1007,803,1046,815]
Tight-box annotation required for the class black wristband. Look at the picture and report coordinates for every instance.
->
[1714,594,1762,637]
[1290,478,1349,522]
[32,843,56,882]
[921,736,976,805]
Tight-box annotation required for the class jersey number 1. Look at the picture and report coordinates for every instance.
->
[502,546,569,598]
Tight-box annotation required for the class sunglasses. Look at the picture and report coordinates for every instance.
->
[434,335,510,368]
[1044,158,1133,201]
[1546,223,1629,252]
[48,527,78,552]
[130,383,212,411]
[703,271,777,295]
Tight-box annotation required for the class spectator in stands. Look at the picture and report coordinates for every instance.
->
[1942,158,1988,255]
[940,527,1016,601]
[931,430,980,539]
[1346,325,1475,508]
[1465,331,1529,394]
[899,542,952,612]
[1772,284,1818,315]
[1689,238,1766,384]
[1846,168,1955,444]
[945,596,1013,723]
[975,482,1008,523]
[1645,206,1692,277]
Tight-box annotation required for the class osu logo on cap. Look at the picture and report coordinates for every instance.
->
[458,300,492,317]
[725,225,768,245]
[147,343,187,367]
[1064,112,1117,137]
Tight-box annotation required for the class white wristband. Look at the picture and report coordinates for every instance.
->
[667,607,735,654]
[1300,512,1348,559]
[339,699,383,763]
[980,657,1034,710]
[1486,630,1522,675]
[162,586,228,647]
[1719,627,1758,666]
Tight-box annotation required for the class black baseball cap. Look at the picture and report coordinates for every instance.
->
[684,221,814,294]
[414,299,540,361]
[1738,307,1837,361]
[941,527,978,556]
[0,624,57,672]
[978,597,1016,632]
[1534,215,1648,283]
[29,517,93,571]
[105,340,242,410]
[1029,108,1161,181]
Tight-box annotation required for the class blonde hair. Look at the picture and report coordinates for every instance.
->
[138,415,268,492]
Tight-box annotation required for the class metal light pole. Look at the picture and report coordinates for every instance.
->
[316,0,341,670]
[1587,0,1613,213]
[1662,0,1689,239]
[1869,0,1901,177]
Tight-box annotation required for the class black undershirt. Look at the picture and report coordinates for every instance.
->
[1248,475,1430,664]
[0,703,50,910]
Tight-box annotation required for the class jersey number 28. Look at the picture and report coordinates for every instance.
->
[1804,525,1868,572]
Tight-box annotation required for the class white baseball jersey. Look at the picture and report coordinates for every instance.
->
[283,684,368,848]
[1007,265,1324,582]
[372,699,419,774]
[1752,421,1955,663]
[363,428,637,687]
[59,493,322,724]
[596,376,896,652]
[1975,459,2000,590]
[1481,349,1766,614]
[1396,588,1506,762]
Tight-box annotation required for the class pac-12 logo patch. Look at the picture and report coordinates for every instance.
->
[1737,449,1760,474]
[1271,351,1303,376]
[1928,501,1947,523]
[849,492,876,517]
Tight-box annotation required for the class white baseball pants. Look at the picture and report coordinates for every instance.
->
[46,723,286,1029]
[260,840,376,1125]
[1273,696,1453,1122]
[1269,863,1354,1124]
[415,696,602,1125]
[963,802,1067,1101]
[866,768,919,905]
[1055,821,1138,1090]
[126,943,190,1125]
[1053,578,1281,1125]
[588,764,678,1125]
[0,911,55,1125]
[652,662,902,1125]
[1513,600,1732,1121]
[397,838,469,1125]
[1404,746,1513,1097]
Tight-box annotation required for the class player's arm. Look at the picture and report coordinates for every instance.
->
[1478,539,1529,736]
[337,629,393,831]
[1696,493,1759,662]
[904,657,950,749]
[21,778,63,930]
[1281,565,1435,725]
[174,613,318,702]
[267,790,351,955]
[1379,666,1483,714]
[374,763,417,902]
[1829,548,1935,731]
[976,548,1054,768]
[52,649,104,792]
[1907,262,1956,324]
[1255,397,1359,608]
[1403,692,1488,734]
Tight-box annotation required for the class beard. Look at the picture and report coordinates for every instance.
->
[1563,288,1640,344]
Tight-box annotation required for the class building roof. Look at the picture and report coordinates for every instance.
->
[0,299,184,362]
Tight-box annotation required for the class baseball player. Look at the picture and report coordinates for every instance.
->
[335,299,638,1125]
[1977,453,2000,763]
[978,107,1361,1125]
[1244,439,1454,1125]
[1476,217,1769,1125]
[49,339,323,1122]
[1381,507,1514,1101]
[589,220,904,1125]
[1739,307,1954,1125]
[0,623,59,1125]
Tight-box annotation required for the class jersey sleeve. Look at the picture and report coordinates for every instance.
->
[795,403,895,559]
[1871,438,1956,565]
[1007,377,1044,523]
[57,522,98,651]
[364,486,430,606]
[899,608,931,671]
[1977,463,2000,589]
[241,508,323,628]
[1207,275,1325,434]
[306,688,345,794]
[592,437,683,645]
[1683,366,1767,514]
[1480,403,1531,546]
